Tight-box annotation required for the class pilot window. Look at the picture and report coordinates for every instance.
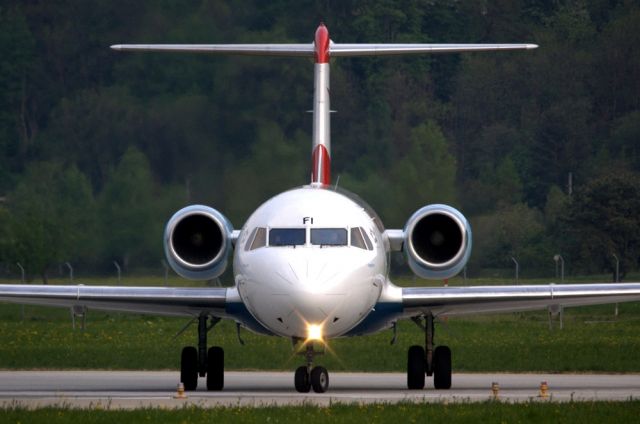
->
[350,227,373,250]
[362,228,373,250]
[244,228,258,251]
[244,227,267,251]
[310,228,347,246]
[250,227,267,250]
[350,227,366,249]
[269,228,306,246]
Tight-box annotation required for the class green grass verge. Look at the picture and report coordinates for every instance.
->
[1,299,639,372]
[2,402,640,423]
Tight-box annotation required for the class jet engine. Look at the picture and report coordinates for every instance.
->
[403,204,472,280]
[164,205,234,280]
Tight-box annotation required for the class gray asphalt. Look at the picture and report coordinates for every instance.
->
[1,371,639,408]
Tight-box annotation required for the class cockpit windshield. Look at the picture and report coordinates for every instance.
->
[265,226,372,249]
[310,228,347,246]
[269,228,305,246]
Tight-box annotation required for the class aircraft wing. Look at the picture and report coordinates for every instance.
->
[401,283,640,317]
[0,284,228,317]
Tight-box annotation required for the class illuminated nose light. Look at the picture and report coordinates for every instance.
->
[306,324,323,341]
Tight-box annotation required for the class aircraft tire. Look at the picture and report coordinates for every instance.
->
[310,366,329,393]
[206,346,224,391]
[294,366,311,393]
[433,345,452,389]
[180,346,198,391]
[407,345,426,390]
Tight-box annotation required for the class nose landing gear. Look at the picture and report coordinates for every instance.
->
[294,342,329,393]
[407,313,452,390]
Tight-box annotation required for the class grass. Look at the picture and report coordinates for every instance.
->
[1,297,639,372]
[2,402,640,423]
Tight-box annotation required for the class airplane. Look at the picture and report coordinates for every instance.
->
[2,23,640,394]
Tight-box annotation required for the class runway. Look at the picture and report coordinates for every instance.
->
[1,371,639,409]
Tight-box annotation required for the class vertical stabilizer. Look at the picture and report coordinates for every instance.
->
[311,24,331,186]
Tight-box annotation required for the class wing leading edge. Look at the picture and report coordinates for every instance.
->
[401,282,640,317]
[0,284,228,317]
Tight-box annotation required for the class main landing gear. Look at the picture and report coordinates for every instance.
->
[294,342,329,393]
[407,313,452,390]
[180,314,224,391]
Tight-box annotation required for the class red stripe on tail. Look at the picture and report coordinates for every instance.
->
[312,144,331,185]
[314,23,330,64]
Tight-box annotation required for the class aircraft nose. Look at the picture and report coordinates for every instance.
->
[284,260,381,339]
[238,249,381,339]
[286,263,346,325]
[289,290,343,322]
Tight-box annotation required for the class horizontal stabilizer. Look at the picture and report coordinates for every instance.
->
[111,43,537,57]
[330,43,538,56]
[110,43,315,56]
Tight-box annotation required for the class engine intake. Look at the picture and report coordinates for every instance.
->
[164,205,233,280]
[404,204,472,280]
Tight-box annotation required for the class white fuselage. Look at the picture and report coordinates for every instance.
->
[233,186,387,339]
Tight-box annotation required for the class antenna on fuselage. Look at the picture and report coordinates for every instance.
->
[111,25,537,187]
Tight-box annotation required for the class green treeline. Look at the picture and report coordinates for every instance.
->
[0,1,638,280]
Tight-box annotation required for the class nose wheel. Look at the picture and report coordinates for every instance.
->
[407,313,452,390]
[310,366,329,392]
[294,343,329,393]
[294,366,311,392]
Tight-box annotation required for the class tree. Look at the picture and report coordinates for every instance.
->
[223,120,306,223]
[98,146,162,270]
[346,120,458,227]
[0,7,36,187]
[562,171,640,279]
[5,162,96,282]
[470,203,548,275]
[41,87,144,191]
[606,111,640,172]
[1,0,639,278]
[388,121,458,221]
[592,5,640,120]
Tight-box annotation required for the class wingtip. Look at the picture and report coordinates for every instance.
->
[527,44,539,49]
[110,44,122,51]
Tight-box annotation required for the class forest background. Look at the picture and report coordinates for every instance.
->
[0,0,639,282]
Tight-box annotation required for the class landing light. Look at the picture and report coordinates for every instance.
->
[306,324,323,342]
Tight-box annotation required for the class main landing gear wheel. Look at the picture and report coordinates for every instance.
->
[180,346,198,391]
[407,345,426,390]
[180,314,223,391]
[206,346,224,391]
[294,366,311,393]
[433,345,452,390]
[406,313,453,390]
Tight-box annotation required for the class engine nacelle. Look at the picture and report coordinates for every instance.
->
[404,204,472,280]
[164,205,234,280]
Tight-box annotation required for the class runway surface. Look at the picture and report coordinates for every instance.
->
[1,371,639,408]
